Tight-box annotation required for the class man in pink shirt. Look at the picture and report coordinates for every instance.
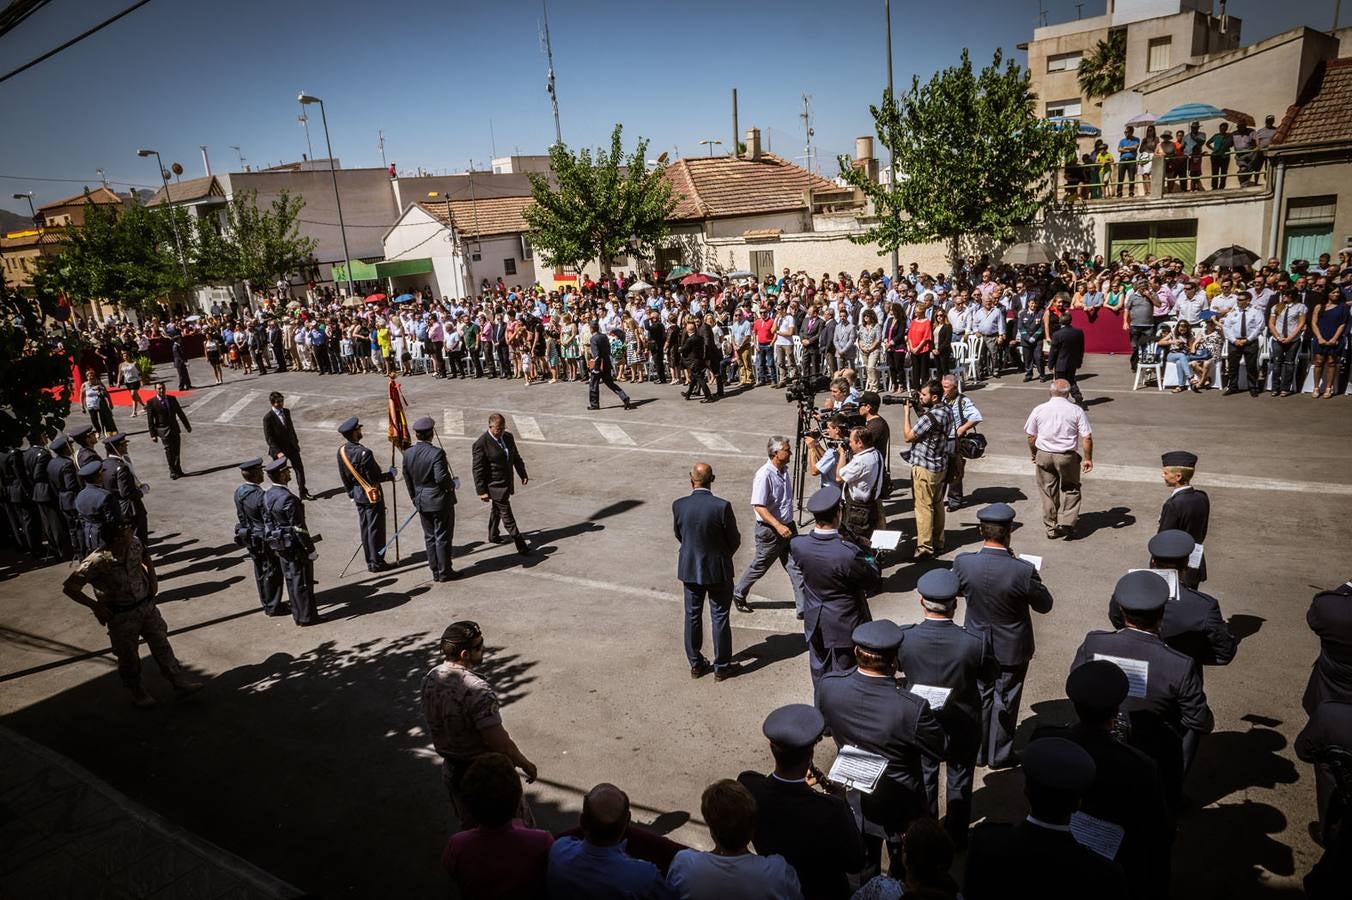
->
[443,753,554,899]
[1023,380,1094,539]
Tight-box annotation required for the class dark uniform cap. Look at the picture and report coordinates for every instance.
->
[264,457,290,473]
[762,704,826,748]
[1160,450,1198,467]
[976,502,1016,524]
[69,424,94,439]
[412,416,435,431]
[337,416,361,436]
[852,619,904,652]
[239,457,264,471]
[917,568,961,602]
[1066,660,1129,710]
[50,435,69,452]
[78,460,104,478]
[1148,529,1195,561]
[1113,570,1169,613]
[103,432,128,448]
[1023,736,1096,791]
[806,483,843,516]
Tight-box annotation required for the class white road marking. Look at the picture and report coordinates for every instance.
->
[441,408,465,436]
[215,392,259,423]
[594,423,635,446]
[513,415,545,441]
[183,391,222,414]
[976,454,1352,496]
[691,431,739,452]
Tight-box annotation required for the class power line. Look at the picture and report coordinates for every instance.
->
[0,174,157,188]
[0,0,153,85]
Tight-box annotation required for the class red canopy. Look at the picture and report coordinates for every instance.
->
[365,293,387,304]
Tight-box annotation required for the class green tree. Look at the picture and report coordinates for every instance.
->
[524,124,677,274]
[839,48,1077,262]
[0,278,79,446]
[1079,30,1127,100]
[211,189,316,288]
[37,200,186,313]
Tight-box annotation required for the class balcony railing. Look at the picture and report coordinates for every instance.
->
[1060,150,1270,203]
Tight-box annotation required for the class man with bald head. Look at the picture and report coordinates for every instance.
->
[672,462,742,681]
[548,783,671,898]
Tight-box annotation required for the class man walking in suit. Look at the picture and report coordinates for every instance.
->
[263,392,314,499]
[672,462,742,681]
[681,319,712,402]
[335,417,396,573]
[471,414,531,555]
[404,416,458,581]
[1158,449,1210,587]
[170,337,193,391]
[587,322,634,410]
[1048,313,1086,404]
[145,382,191,479]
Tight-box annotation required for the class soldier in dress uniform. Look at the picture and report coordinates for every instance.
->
[2,441,43,557]
[1304,579,1352,713]
[964,737,1129,899]
[74,459,122,555]
[262,457,319,626]
[0,446,19,552]
[736,704,865,899]
[70,424,102,468]
[26,433,69,561]
[1158,450,1210,588]
[897,568,997,848]
[101,433,149,547]
[1034,660,1171,900]
[1296,699,1352,848]
[1072,570,1213,812]
[46,435,82,560]
[789,484,880,687]
[233,458,285,616]
[335,417,396,573]
[403,416,458,582]
[952,502,1054,769]
[817,620,948,877]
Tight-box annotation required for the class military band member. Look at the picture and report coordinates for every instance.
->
[74,459,121,555]
[952,503,1053,769]
[26,433,68,560]
[1158,450,1210,587]
[1303,579,1352,713]
[2,441,42,556]
[101,433,149,547]
[898,568,997,848]
[70,424,102,469]
[46,435,82,559]
[234,458,284,615]
[336,417,396,573]
[263,457,319,626]
[404,416,459,582]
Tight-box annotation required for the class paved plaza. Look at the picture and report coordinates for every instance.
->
[2,356,1349,898]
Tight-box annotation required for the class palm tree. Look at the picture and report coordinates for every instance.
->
[1079,31,1127,100]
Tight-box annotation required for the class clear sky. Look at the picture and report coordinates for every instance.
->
[0,0,1342,215]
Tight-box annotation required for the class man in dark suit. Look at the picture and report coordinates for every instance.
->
[587,322,633,410]
[680,319,711,402]
[170,337,192,390]
[898,568,997,848]
[46,435,82,559]
[263,392,313,499]
[101,433,148,547]
[1304,580,1352,714]
[952,503,1054,769]
[145,382,191,479]
[336,417,396,573]
[737,704,864,898]
[267,321,287,373]
[790,484,880,686]
[262,457,318,626]
[1158,449,1210,587]
[671,462,741,680]
[1072,571,1214,811]
[234,458,284,615]
[643,313,667,383]
[471,413,531,555]
[1048,312,1086,404]
[404,416,458,581]
[964,737,1129,899]
[817,620,948,877]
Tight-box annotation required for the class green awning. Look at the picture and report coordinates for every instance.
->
[375,258,434,278]
[332,259,379,281]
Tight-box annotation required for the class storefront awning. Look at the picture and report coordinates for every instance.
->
[374,258,434,278]
[332,259,379,281]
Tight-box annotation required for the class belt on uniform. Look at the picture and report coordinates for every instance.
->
[105,598,152,614]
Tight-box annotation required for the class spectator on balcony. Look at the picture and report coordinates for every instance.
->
[1117,126,1141,197]
[1207,123,1234,190]
[1138,125,1159,195]
[1182,122,1207,193]
[1159,131,1184,193]
[1253,114,1278,173]
[1233,123,1259,186]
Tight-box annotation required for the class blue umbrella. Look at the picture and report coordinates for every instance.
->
[1153,103,1225,126]
[1045,117,1101,137]
[392,293,415,304]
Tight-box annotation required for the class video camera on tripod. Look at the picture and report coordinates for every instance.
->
[786,377,865,521]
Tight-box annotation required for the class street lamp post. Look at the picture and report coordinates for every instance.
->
[884,0,899,283]
[298,92,356,300]
[12,192,36,224]
[137,149,190,282]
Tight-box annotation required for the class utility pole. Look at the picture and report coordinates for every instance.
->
[378,130,387,168]
[230,145,246,170]
[298,108,315,161]
[884,0,899,282]
[800,93,816,175]
[541,0,563,146]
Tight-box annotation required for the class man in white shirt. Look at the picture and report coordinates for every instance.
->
[1221,293,1266,396]
[835,427,884,547]
[774,305,798,388]
[1172,283,1207,325]
[1209,283,1240,317]
[1023,380,1093,539]
[732,436,808,617]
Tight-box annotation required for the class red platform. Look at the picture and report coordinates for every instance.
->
[1072,307,1131,354]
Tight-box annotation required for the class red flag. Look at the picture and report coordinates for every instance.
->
[387,376,410,450]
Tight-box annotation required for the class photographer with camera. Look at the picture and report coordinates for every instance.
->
[940,375,983,512]
[901,380,954,559]
[803,415,849,490]
[834,426,885,546]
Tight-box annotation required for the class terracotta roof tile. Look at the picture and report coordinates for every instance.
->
[662,153,839,221]
[148,176,225,206]
[423,196,534,238]
[1273,58,1352,147]
[38,186,122,213]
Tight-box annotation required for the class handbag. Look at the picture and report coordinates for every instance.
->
[955,396,987,460]
[339,446,382,504]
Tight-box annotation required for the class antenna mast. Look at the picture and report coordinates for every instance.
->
[541,0,563,146]
[799,94,817,174]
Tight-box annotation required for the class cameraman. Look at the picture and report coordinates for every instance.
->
[804,414,848,489]
[823,376,859,412]
[857,391,890,462]
[834,426,884,545]
[940,375,981,512]
[901,379,954,559]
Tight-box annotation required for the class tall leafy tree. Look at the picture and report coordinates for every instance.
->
[1079,30,1127,100]
[839,49,1077,262]
[0,278,79,446]
[213,189,316,288]
[36,200,185,313]
[524,124,677,274]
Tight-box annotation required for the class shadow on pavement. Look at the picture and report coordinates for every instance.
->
[733,632,807,676]
[1068,505,1135,540]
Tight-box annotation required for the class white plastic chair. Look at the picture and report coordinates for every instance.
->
[1133,348,1165,391]
[964,334,983,381]
[408,340,430,374]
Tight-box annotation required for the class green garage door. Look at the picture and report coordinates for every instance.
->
[1107,220,1198,269]
[1284,225,1332,266]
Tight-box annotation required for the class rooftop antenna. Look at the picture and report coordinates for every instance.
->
[1075,3,1084,19]
[230,145,246,170]
[1038,0,1048,27]
[298,107,315,162]
[540,0,563,146]
[96,168,107,187]
[799,93,817,174]
[378,130,387,168]
[490,118,498,159]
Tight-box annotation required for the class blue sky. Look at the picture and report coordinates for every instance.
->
[0,0,1341,215]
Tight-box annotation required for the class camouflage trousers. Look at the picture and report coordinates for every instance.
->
[106,601,183,690]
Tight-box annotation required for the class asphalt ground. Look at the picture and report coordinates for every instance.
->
[2,355,1349,899]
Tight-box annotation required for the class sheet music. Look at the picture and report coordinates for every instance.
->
[1020,554,1043,572]
[868,530,903,551]
[1093,654,1150,698]
[1070,812,1125,860]
[1188,543,1204,569]
[909,684,952,710]
[827,745,889,794]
